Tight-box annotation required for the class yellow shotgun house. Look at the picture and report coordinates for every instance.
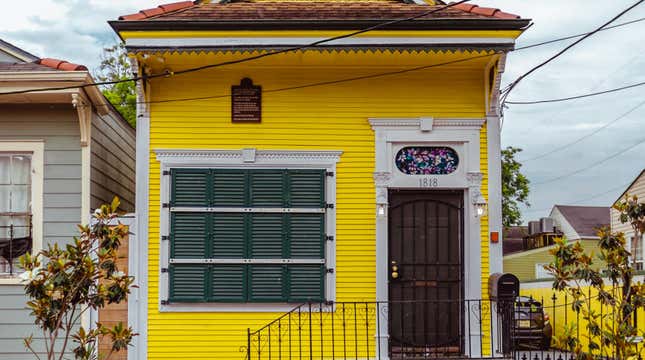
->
[109,1,529,359]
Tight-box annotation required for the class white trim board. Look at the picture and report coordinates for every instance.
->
[125,37,516,48]
[154,148,341,312]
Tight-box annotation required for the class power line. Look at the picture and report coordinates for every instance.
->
[532,137,645,186]
[523,180,633,214]
[505,81,645,105]
[1,10,643,103]
[0,0,472,97]
[520,98,645,162]
[517,17,645,51]
[500,0,645,108]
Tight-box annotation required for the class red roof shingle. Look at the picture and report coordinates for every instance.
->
[37,58,87,71]
[117,1,521,21]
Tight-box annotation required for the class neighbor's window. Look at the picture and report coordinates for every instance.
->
[395,147,459,175]
[0,153,32,276]
[168,168,326,303]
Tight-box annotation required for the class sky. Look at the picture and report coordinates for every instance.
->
[0,1,643,223]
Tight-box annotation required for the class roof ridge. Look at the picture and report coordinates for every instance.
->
[119,1,196,21]
[116,0,522,21]
[37,58,87,71]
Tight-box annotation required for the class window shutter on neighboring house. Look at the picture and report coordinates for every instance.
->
[168,168,326,303]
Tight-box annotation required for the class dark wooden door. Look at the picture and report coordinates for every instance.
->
[388,190,464,357]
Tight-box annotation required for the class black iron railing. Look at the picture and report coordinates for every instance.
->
[0,215,32,275]
[245,299,522,360]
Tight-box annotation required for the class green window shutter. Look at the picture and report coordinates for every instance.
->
[249,265,285,302]
[171,169,210,207]
[290,214,324,258]
[288,265,324,302]
[171,213,209,259]
[211,265,246,302]
[212,213,245,258]
[249,170,285,207]
[289,170,325,208]
[212,169,246,207]
[250,214,284,259]
[169,265,208,302]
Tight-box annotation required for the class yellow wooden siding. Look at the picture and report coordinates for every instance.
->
[147,51,491,359]
[479,121,491,354]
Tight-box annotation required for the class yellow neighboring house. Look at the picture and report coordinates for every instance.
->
[109,1,530,359]
[504,205,609,282]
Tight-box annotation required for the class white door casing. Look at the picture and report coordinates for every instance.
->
[369,117,486,358]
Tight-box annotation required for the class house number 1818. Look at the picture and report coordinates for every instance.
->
[419,178,439,187]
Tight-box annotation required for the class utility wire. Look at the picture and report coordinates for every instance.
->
[517,17,645,51]
[500,0,645,108]
[506,81,645,105]
[1,12,644,104]
[0,0,472,96]
[520,98,645,162]
[523,180,634,214]
[532,137,645,186]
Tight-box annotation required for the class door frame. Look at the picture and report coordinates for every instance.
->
[387,189,466,355]
[369,117,487,359]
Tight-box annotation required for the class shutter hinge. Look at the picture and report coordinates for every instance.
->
[325,235,334,241]
[161,268,169,273]
[325,171,334,177]
[161,300,169,305]
[162,203,170,208]
[326,268,334,274]
[162,235,169,241]
[324,203,334,209]
[162,170,171,176]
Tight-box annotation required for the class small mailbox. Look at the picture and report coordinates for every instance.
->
[488,273,519,300]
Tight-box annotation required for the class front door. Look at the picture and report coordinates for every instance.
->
[388,190,464,358]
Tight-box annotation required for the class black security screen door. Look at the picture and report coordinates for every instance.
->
[388,190,464,357]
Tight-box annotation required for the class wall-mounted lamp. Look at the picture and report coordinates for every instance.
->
[377,203,387,217]
[473,192,488,218]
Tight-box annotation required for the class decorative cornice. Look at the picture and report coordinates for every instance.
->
[467,172,484,188]
[369,117,485,130]
[72,93,92,147]
[373,172,393,187]
[155,149,343,165]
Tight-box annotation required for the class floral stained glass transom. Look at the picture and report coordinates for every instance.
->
[395,147,459,175]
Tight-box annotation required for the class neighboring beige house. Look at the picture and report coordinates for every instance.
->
[504,205,609,281]
[0,39,135,360]
[611,169,645,270]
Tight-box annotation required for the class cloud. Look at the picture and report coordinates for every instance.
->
[0,0,643,222]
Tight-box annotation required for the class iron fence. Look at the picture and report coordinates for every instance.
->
[246,295,645,359]
[245,299,520,360]
[0,216,32,275]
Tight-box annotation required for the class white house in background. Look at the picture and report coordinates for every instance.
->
[611,169,645,270]
[549,205,610,242]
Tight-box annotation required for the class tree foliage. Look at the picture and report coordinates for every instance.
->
[20,198,135,360]
[501,146,530,227]
[94,43,136,128]
[546,195,645,359]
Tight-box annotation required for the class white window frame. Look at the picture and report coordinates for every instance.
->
[0,140,44,285]
[155,148,341,312]
[535,263,553,280]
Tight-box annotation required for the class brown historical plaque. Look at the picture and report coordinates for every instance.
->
[231,78,261,122]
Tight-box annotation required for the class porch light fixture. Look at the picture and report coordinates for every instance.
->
[377,203,387,217]
[473,192,487,218]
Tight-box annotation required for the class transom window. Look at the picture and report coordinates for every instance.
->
[168,168,327,303]
[0,153,32,276]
